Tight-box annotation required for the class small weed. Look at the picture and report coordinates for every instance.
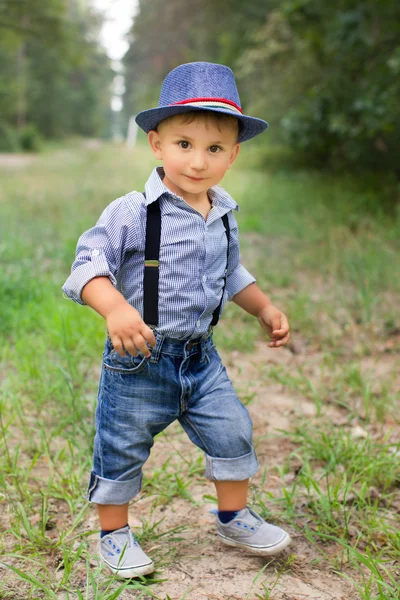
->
[245,555,296,599]
[142,455,201,506]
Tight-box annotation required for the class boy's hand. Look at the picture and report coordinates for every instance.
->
[257,304,290,348]
[106,303,156,357]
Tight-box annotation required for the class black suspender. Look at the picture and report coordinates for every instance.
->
[143,198,230,328]
[143,199,161,326]
[211,213,230,327]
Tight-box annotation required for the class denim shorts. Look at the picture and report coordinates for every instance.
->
[87,329,259,505]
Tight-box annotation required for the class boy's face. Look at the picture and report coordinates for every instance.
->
[148,114,240,203]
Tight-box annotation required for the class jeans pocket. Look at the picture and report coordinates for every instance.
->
[103,350,149,375]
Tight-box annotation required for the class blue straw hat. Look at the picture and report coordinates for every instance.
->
[135,62,268,143]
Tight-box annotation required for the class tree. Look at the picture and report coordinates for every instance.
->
[0,0,113,147]
[239,0,400,170]
[122,0,271,123]
[122,0,400,173]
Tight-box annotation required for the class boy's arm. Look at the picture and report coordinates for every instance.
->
[62,196,140,306]
[81,277,156,357]
[62,196,155,357]
[224,213,256,301]
[232,283,290,348]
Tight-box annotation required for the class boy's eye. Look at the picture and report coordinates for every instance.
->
[179,141,190,149]
[209,145,221,153]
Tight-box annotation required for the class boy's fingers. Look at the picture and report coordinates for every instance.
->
[133,334,152,357]
[275,332,291,346]
[272,316,290,338]
[268,332,291,347]
[111,325,155,358]
[143,325,157,347]
[121,336,140,356]
[272,327,290,338]
[112,337,126,357]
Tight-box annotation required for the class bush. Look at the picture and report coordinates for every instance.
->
[0,122,20,152]
[19,124,43,152]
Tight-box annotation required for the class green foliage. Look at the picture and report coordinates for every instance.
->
[0,0,113,141]
[122,0,271,119]
[123,0,400,175]
[3,0,399,173]
[239,1,400,170]
[0,121,20,151]
[19,123,42,151]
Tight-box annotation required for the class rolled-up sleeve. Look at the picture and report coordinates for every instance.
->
[225,212,256,301]
[62,197,138,305]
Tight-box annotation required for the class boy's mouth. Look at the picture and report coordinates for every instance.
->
[186,175,204,181]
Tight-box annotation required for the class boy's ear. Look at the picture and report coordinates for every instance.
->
[228,143,240,168]
[148,130,162,159]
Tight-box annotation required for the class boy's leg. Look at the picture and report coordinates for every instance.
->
[180,340,292,555]
[214,479,249,510]
[90,335,179,577]
[97,503,129,530]
[89,336,178,506]
[178,343,259,484]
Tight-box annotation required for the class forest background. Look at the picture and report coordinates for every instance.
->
[1,0,400,178]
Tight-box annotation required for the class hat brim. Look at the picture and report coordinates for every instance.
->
[135,104,268,143]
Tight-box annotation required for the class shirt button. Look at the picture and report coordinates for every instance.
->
[92,249,100,257]
[196,320,201,327]
[202,275,207,282]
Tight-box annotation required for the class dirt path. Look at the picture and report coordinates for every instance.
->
[0,153,36,168]
[0,141,102,169]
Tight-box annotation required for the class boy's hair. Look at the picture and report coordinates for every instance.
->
[157,111,241,140]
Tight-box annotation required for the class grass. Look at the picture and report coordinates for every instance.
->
[0,138,399,598]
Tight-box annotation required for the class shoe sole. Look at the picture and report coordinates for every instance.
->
[100,555,155,579]
[218,532,292,556]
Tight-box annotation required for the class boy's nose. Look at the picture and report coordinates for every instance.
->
[189,152,207,170]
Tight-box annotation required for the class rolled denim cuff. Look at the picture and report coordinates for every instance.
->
[205,448,259,481]
[86,471,142,505]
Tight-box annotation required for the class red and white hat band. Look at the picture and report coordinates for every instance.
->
[170,97,243,115]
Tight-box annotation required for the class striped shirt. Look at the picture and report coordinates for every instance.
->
[62,166,256,340]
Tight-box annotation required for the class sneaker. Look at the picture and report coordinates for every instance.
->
[99,525,155,579]
[212,507,292,556]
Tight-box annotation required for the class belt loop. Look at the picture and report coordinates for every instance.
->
[201,326,213,362]
[150,331,164,363]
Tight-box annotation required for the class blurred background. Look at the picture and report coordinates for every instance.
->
[1,0,400,175]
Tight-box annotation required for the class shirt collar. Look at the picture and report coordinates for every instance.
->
[143,166,239,212]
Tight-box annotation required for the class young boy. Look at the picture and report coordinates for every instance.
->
[62,62,292,579]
